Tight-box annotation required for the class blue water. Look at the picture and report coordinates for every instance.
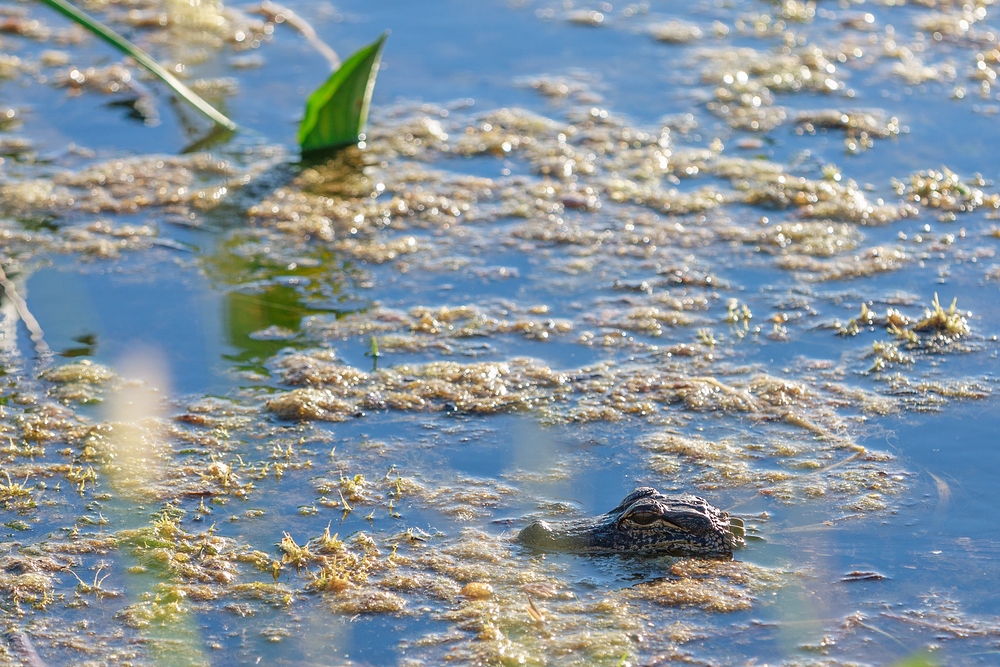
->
[4,0,1000,664]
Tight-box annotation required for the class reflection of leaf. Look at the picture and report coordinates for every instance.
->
[299,32,388,154]
[181,125,237,155]
[206,237,365,368]
[890,654,936,667]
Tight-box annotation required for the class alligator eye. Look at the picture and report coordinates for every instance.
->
[623,511,660,526]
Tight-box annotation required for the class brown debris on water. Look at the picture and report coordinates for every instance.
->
[727,219,863,258]
[267,354,570,420]
[913,293,970,339]
[331,588,407,614]
[865,340,915,373]
[0,217,158,261]
[650,20,704,43]
[273,351,369,387]
[0,552,67,611]
[795,109,901,153]
[642,406,909,508]
[265,347,860,427]
[402,528,643,666]
[265,388,355,421]
[414,477,518,522]
[55,62,140,97]
[896,167,1000,215]
[460,581,494,599]
[877,374,990,407]
[777,245,908,281]
[625,560,767,613]
[0,54,24,79]
[1,152,275,218]
[39,359,117,404]
[525,74,602,104]
[585,304,703,337]
[835,293,972,352]
[742,173,915,224]
[699,46,844,131]
[605,178,729,215]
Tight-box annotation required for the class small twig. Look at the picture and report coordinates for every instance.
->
[687,376,760,411]
[255,1,340,70]
[0,263,50,356]
[525,595,545,624]
[772,521,838,534]
[858,617,918,652]
[807,450,864,478]
[927,470,951,516]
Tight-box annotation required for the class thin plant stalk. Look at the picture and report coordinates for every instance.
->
[256,1,340,70]
[39,0,237,131]
[0,263,50,356]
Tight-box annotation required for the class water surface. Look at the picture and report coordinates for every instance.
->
[2,0,1000,665]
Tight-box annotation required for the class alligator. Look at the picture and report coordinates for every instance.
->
[517,487,745,558]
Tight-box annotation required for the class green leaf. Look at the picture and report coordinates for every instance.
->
[299,32,388,154]
[39,0,237,131]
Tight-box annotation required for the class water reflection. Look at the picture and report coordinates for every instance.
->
[4,0,1000,663]
[208,236,367,371]
[59,332,98,358]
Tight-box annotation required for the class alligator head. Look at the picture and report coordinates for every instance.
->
[517,487,745,558]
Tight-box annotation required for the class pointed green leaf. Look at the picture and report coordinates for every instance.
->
[299,32,388,154]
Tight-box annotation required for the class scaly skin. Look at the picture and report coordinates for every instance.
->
[518,487,745,558]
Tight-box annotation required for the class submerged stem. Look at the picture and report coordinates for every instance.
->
[0,263,50,356]
[256,1,341,70]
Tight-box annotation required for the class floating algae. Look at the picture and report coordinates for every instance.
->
[2,0,1000,663]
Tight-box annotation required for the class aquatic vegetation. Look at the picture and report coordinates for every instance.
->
[0,472,34,511]
[896,167,1000,214]
[795,109,902,153]
[913,293,970,339]
[0,151,277,218]
[3,0,1000,663]
[299,32,387,153]
[650,20,704,44]
[39,0,236,129]
[38,0,387,152]
[40,359,117,404]
[0,553,63,612]
[699,45,843,131]
[624,561,760,613]
[268,357,569,419]
[777,245,909,281]
[727,219,863,257]
[836,294,971,350]
[867,341,915,373]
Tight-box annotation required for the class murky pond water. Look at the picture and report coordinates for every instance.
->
[2,0,1000,665]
